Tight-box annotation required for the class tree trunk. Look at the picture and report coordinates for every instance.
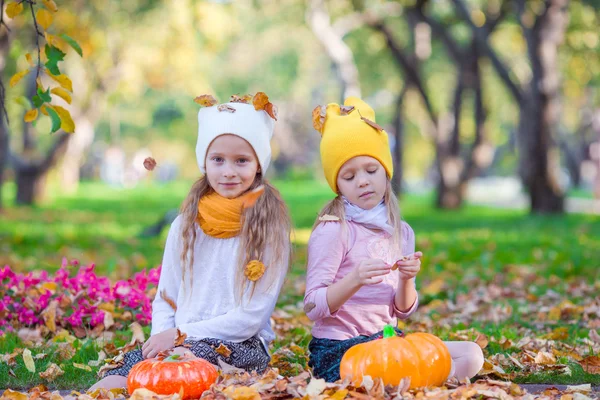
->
[12,132,70,205]
[518,0,568,213]
[0,23,11,211]
[308,0,361,100]
[391,87,407,196]
[436,67,465,209]
[15,164,46,204]
[0,117,8,210]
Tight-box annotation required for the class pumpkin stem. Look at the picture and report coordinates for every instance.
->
[383,325,395,339]
[164,354,181,362]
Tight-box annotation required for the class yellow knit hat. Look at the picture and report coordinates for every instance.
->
[315,97,393,193]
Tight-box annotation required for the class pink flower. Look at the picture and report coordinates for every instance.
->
[0,265,15,281]
[90,311,105,327]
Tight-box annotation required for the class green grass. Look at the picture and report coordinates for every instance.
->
[1,180,599,389]
[515,362,600,386]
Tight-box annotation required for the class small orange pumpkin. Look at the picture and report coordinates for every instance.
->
[127,354,218,399]
[340,326,451,389]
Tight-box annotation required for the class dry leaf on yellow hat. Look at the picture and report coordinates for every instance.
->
[230,94,252,104]
[361,116,383,131]
[340,105,355,115]
[245,260,266,282]
[194,94,218,107]
[312,105,326,132]
[218,104,236,113]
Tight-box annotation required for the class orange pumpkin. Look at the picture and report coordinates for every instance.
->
[127,354,218,399]
[340,326,451,389]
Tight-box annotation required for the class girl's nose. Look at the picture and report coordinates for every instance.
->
[223,165,236,178]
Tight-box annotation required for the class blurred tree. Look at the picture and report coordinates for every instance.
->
[453,0,570,213]
[0,0,82,206]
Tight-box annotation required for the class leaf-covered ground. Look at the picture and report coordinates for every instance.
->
[1,180,599,398]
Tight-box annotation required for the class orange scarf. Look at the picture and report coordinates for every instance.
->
[197,187,264,239]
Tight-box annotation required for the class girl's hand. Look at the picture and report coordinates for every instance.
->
[142,327,178,359]
[353,259,391,286]
[394,251,422,282]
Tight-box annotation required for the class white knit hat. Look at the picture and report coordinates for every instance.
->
[196,102,275,174]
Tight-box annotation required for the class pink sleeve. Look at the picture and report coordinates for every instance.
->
[303,222,346,321]
[393,222,419,319]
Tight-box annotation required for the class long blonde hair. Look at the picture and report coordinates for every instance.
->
[313,179,403,248]
[179,175,291,303]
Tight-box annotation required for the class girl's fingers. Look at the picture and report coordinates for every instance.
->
[365,269,390,278]
[398,265,420,271]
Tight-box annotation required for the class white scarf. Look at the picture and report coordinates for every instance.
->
[343,197,394,235]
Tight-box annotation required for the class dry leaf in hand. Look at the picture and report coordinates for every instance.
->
[264,102,278,121]
[194,94,218,107]
[244,260,266,282]
[318,214,340,222]
[143,157,157,171]
[218,104,236,113]
[39,363,64,381]
[174,329,188,347]
[340,105,355,115]
[215,343,232,358]
[230,94,252,104]
[252,92,270,111]
[361,116,384,131]
[160,289,177,312]
[312,106,326,132]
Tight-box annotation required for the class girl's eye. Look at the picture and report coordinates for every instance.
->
[212,157,223,163]
[343,175,354,181]
[237,158,249,164]
[367,169,377,174]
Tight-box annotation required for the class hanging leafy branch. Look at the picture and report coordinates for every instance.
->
[3,0,82,133]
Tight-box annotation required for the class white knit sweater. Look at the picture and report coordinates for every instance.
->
[150,215,288,351]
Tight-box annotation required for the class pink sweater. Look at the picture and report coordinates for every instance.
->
[304,221,418,340]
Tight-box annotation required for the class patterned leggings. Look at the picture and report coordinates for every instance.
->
[308,328,404,383]
[103,336,270,378]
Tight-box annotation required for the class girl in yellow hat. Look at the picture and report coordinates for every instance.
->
[304,97,484,383]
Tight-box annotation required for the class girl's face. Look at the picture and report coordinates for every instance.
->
[205,134,260,198]
[337,156,387,210]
